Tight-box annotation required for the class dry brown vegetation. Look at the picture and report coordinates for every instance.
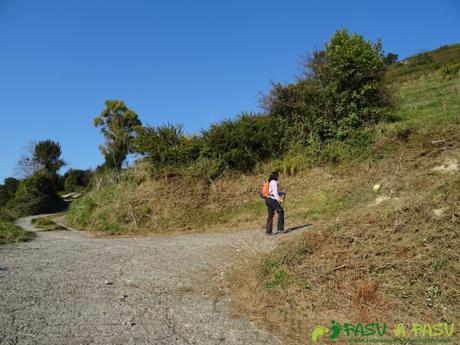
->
[226,126,460,344]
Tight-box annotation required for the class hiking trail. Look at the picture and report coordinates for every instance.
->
[1,214,307,344]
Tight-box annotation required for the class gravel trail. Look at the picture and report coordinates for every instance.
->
[0,215,298,345]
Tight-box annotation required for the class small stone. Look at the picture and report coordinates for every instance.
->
[433,208,447,218]
[431,159,458,174]
[373,184,381,192]
[104,280,113,285]
[374,195,391,205]
[125,319,135,327]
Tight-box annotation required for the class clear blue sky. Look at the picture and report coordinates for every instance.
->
[1,0,459,181]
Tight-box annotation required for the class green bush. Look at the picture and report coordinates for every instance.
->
[184,157,226,180]
[440,62,460,79]
[63,169,92,192]
[203,113,284,172]
[5,172,66,217]
[271,149,310,176]
[409,52,433,67]
[383,52,398,65]
[0,209,13,222]
[134,124,202,169]
[265,29,388,144]
[0,177,20,207]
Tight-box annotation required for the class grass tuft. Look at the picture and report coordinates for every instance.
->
[31,217,68,231]
[0,217,36,245]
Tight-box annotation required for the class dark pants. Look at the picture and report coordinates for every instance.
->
[265,198,284,234]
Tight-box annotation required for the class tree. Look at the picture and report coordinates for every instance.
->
[16,140,65,177]
[0,177,20,207]
[383,52,398,65]
[264,29,388,142]
[33,140,65,174]
[321,29,387,137]
[93,100,142,171]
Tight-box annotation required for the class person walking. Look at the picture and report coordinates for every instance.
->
[265,171,285,235]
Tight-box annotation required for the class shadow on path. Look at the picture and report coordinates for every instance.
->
[281,223,313,235]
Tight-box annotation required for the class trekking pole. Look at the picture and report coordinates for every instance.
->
[281,191,287,207]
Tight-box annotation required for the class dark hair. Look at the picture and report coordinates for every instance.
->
[268,171,279,182]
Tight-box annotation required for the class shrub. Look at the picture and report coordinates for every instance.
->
[5,172,66,217]
[184,157,226,180]
[0,177,20,207]
[265,29,388,144]
[262,79,326,145]
[271,149,310,176]
[440,63,460,79]
[63,169,92,192]
[409,52,433,67]
[134,124,202,169]
[203,113,284,172]
[322,30,387,133]
[383,52,398,65]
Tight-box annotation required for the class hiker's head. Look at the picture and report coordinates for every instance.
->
[269,171,279,182]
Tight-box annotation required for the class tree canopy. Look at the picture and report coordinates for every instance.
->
[94,100,142,170]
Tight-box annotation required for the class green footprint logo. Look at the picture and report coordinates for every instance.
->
[311,325,329,343]
[329,320,342,339]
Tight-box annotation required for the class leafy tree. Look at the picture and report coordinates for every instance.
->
[265,29,388,142]
[383,52,398,65]
[93,100,142,170]
[16,140,65,177]
[33,140,65,173]
[0,177,20,207]
[320,29,387,138]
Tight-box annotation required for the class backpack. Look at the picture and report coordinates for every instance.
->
[259,180,270,199]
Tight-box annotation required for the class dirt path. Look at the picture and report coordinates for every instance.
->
[0,215,303,345]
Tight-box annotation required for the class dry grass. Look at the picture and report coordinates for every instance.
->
[32,217,69,231]
[225,127,460,344]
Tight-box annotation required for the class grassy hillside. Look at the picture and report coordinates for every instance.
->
[65,43,460,235]
[227,45,460,343]
[385,43,460,83]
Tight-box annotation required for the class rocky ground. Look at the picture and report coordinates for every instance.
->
[0,215,303,345]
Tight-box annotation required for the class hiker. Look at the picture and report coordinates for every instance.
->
[264,171,285,235]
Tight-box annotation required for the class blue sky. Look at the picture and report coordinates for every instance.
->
[0,0,459,181]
